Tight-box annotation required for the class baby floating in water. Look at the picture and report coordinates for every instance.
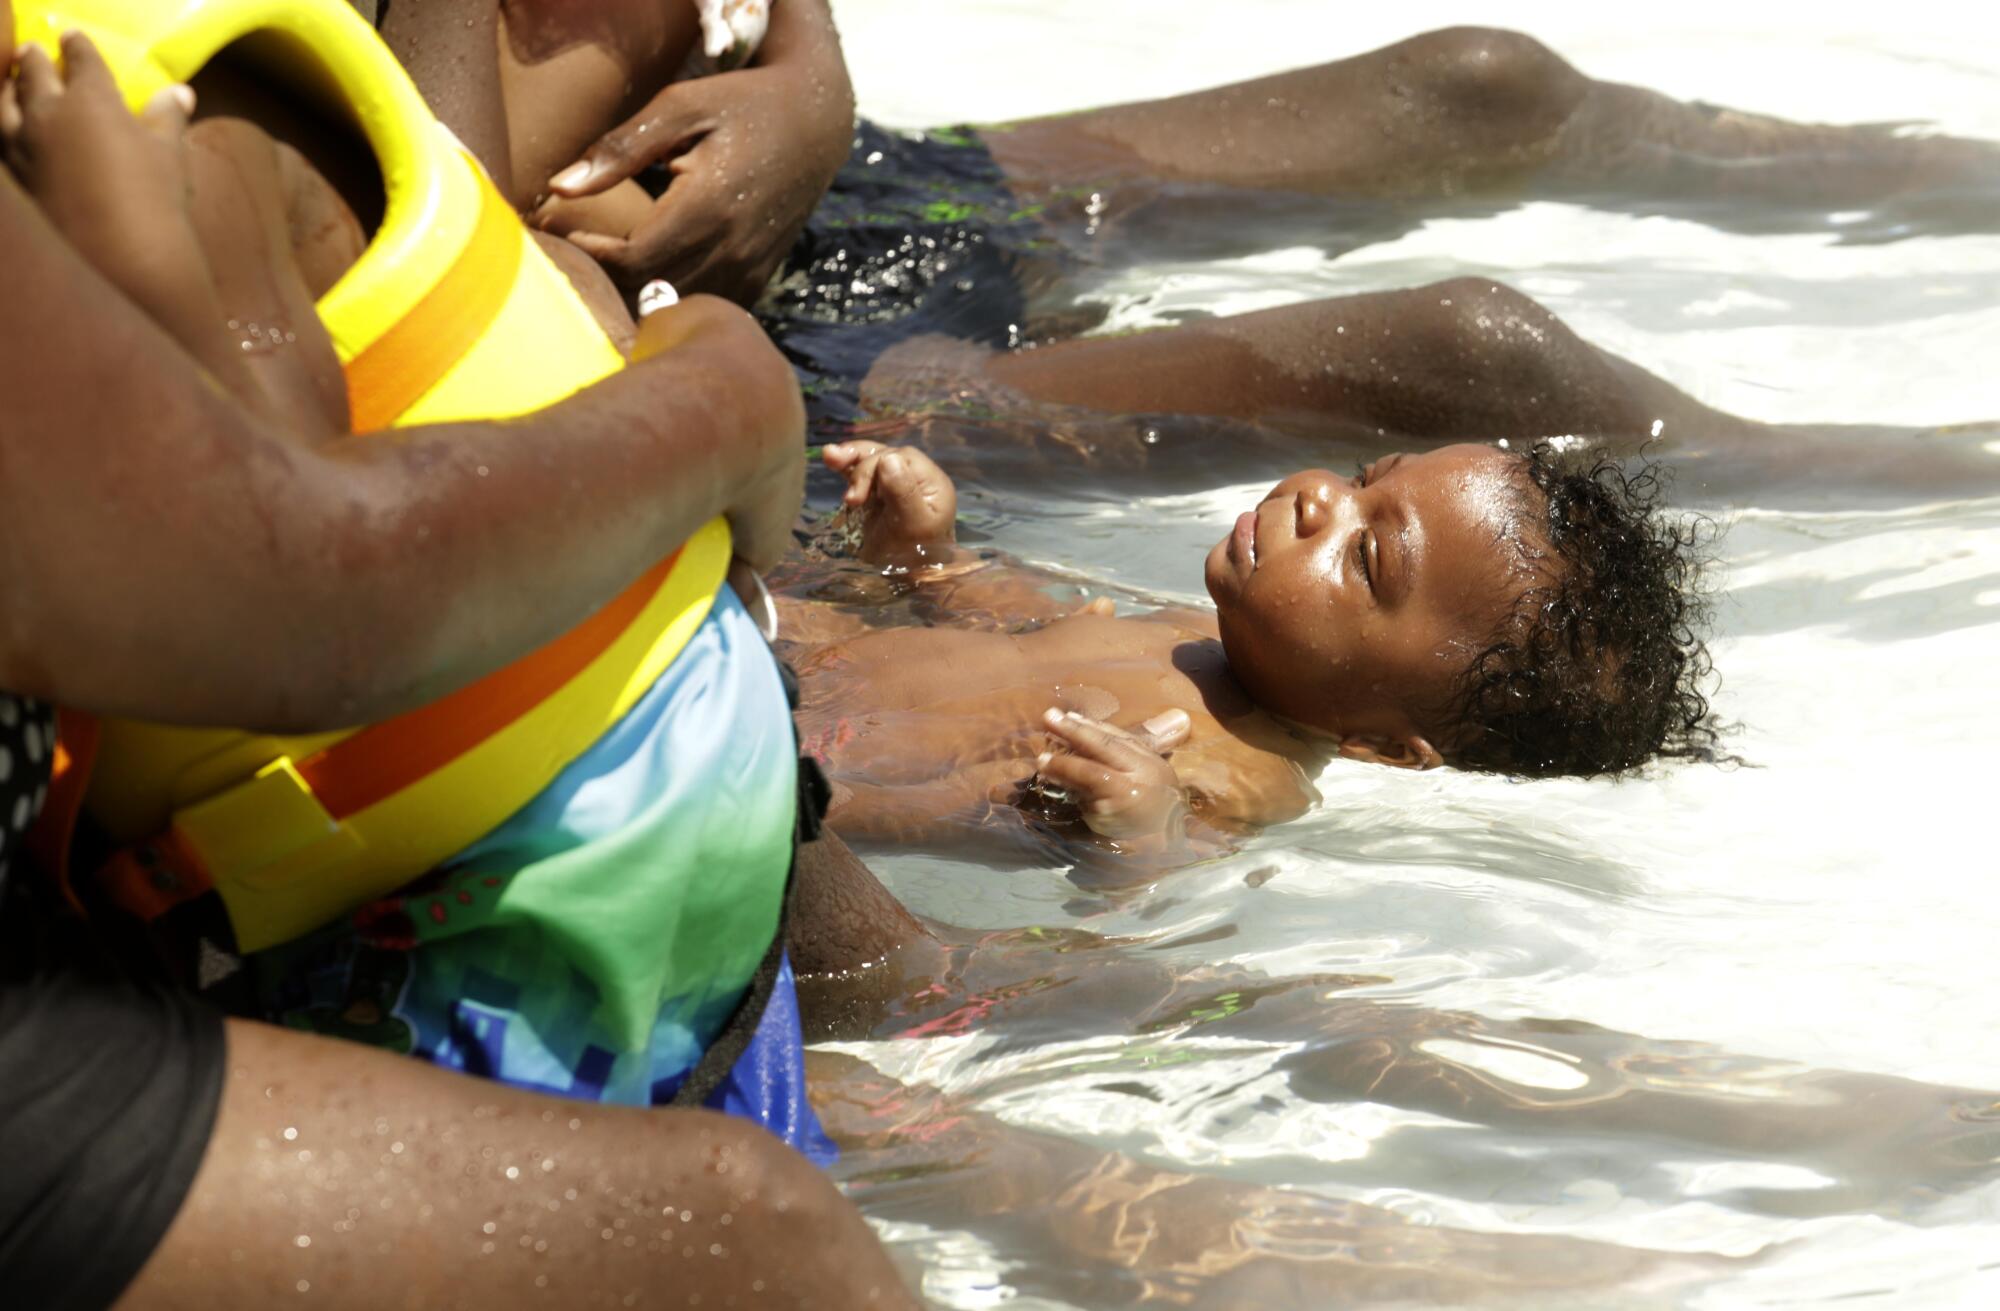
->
[784,441,1710,874]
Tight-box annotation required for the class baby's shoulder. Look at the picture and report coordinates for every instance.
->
[1137,606,1220,637]
[1179,735,1319,830]
[1176,707,1323,830]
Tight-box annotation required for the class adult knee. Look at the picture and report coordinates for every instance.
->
[1416,278,1648,435]
[1421,277,1566,360]
[1394,28,1587,129]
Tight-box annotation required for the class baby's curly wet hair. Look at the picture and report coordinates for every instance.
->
[1443,442,1718,778]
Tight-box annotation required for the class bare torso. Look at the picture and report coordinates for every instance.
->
[789,601,1321,852]
[496,0,699,201]
[174,54,635,442]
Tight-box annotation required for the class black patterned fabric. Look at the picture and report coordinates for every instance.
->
[756,120,1054,436]
[0,692,226,1310]
[0,692,54,902]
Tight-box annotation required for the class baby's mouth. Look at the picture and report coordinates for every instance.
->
[1233,509,1258,571]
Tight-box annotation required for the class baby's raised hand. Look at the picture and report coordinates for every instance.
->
[1,34,207,324]
[1035,708,1193,843]
[822,441,959,566]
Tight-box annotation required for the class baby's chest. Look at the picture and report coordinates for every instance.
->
[795,628,1178,770]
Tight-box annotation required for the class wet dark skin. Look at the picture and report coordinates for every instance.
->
[0,26,805,731]
[0,26,911,1309]
[784,840,2000,1305]
[472,19,2000,309]
[790,946,2000,1305]
[781,441,1539,876]
[361,0,856,302]
[986,26,2000,227]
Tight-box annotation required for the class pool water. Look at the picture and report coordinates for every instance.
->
[820,3,2000,1305]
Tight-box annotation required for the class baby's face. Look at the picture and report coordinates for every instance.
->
[1204,445,1540,747]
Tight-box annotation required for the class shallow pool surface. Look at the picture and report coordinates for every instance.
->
[817,3,2000,1305]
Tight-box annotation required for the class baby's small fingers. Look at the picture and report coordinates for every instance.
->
[16,44,63,109]
[1040,709,1144,768]
[1035,751,1116,798]
[821,440,883,474]
[844,453,884,507]
[0,83,23,143]
[1139,709,1191,754]
[57,32,118,99]
[138,85,195,142]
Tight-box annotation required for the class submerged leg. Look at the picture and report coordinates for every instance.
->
[860,279,2000,502]
[979,278,1691,443]
[807,1049,1744,1308]
[803,933,2000,1223]
[986,26,2000,214]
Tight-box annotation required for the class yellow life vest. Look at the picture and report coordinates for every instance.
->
[14,0,733,953]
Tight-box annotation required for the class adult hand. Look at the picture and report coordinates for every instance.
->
[632,294,805,572]
[543,0,855,304]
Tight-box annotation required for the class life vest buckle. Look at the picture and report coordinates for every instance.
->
[95,757,369,952]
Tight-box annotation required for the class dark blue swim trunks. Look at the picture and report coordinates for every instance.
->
[756,121,1060,436]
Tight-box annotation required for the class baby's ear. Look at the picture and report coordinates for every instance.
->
[1336,733,1444,771]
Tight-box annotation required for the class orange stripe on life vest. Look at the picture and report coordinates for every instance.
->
[26,708,100,914]
[343,167,523,434]
[295,548,682,820]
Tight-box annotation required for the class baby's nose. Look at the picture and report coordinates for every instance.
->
[1295,480,1337,538]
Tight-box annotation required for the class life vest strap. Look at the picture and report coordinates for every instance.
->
[85,547,689,941]
[95,827,216,926]
[343,164,522,433]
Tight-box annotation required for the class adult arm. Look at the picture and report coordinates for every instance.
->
[549,0,857,301]
[375,0,513,197]
[0,163,803,732]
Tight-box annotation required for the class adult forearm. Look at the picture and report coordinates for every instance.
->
[117,1019,914,1310]
[0,175,800,729]
[759,0,851,80]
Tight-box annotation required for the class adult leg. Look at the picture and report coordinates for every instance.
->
[119,1018,915,1310]
[807,1050,1741,1308]
[804,939,2000,1223]
[862,279,2000,502]
[987,26,2000,212]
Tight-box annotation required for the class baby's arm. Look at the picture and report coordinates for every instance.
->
[825,759,1053,857]
[1029,708,1244,881]
[817,441,1113,630]
[2,43,259,404]
[2,38,346,437]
